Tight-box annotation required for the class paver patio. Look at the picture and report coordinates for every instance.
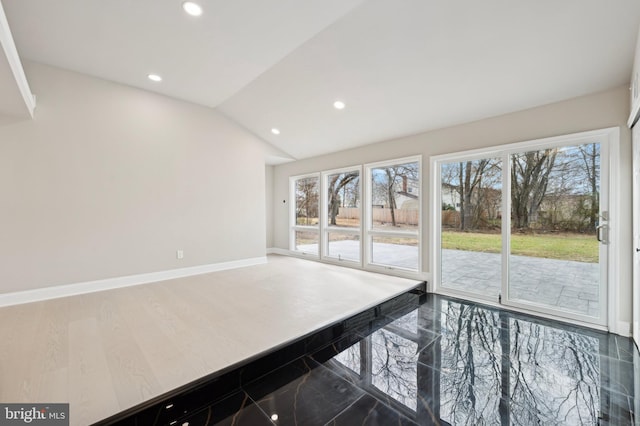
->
[441,249,599,317]
[298,241,600,317]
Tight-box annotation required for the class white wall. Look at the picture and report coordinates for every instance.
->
[270,86,633,326]
[265,165,274,248]
[0,62,268,294]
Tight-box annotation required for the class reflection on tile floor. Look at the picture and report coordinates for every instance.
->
[148,294,640,425]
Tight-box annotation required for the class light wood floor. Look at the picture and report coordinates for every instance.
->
[0,255,420,425]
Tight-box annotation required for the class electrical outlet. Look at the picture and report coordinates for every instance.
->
[176,249,184,259]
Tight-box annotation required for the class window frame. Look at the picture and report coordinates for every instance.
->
[364,156,423,273]
[287,156,423,280]
[321,166,363,266]
[289,172,321,257]
[429,127,620,331]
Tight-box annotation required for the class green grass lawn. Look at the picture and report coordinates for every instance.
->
[441,231,598,263]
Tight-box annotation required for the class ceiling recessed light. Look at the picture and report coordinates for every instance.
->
[271,128,281,135]
[333,100,346,110]
[147,74,162,82]
[182,1,203,16]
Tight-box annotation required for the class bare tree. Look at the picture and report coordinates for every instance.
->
[327,172,359,225]
[295,177,318,225]
[460,160,492,230]
[511,149,558,229]
[509,319,600,424]
[436,300,600,424]
[384,168,399,226]
[371,330,419,409]
[506,144,600,233]
[578,143,599,230]
[439,301,502,423]
[441,160,501,231]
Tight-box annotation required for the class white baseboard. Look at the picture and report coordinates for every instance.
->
[267,247,290,255]
[0,256,268,308]
[418,272,431,283]
[616,320,632,337]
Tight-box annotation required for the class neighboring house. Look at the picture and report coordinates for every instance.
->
[441,183,501,218]
[442,182,461,211]
[397,175,419,209]
[371,175,419,207]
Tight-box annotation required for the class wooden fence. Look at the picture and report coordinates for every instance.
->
[441,210,461,227]
[338,207,419,226]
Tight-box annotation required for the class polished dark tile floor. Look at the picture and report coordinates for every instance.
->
[116,294,640,425]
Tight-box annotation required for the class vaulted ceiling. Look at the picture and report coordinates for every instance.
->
[3,0,640,162]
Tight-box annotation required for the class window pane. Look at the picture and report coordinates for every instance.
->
[295,230,318,254]
[370,162,419,231]
[440,158,502,298]
[326,171,360,228]
[371,236,418,270]
[509,143,601,317]
[327,233,360,262]
[295,177,319,226]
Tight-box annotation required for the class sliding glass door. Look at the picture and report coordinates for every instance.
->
[434,129,614,326]
[507,143,606,320]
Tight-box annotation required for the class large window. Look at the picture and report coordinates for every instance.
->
[322,168,361,264]
[290,157,421,276]
[366,157,421,271]
[290,174,320,256]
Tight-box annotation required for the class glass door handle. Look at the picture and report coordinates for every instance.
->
[596,225,606,243]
